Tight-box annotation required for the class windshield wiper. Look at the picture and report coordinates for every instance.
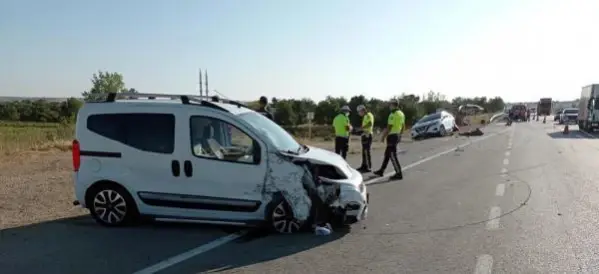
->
[297,144,309,154]
[282,149,299,155]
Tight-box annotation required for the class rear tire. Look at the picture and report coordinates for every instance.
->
[87,183,139,227]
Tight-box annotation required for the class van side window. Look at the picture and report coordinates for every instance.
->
[87,113,175,154]
[190,116,256,164]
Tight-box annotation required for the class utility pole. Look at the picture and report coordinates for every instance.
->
[205,70,209,96]
[199,68,203,96]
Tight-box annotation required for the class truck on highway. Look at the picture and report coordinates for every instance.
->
[578,84,599,132]
[537,98,552,116]
[508,104,527,121]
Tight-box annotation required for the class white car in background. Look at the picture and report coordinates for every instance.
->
[410,111,456,139]
[559,108,578,125]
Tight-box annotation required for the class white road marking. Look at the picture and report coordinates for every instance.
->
[495,184,505,197]
[503,158,509,165]
[133,127,510,274]
[133,233,245,274]
[474,254,494,274]
[366,128,510,185]
[500,167,507,174]
[486,206,502,230]
[504,151,510,157]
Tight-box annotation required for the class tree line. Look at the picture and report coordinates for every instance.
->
[0,71,506,127]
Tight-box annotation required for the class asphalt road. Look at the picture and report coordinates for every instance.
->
[7,122,599,273]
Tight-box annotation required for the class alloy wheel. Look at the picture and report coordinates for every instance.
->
[93,189,127,224]
[272,202,301,234]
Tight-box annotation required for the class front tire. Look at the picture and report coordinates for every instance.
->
[439,125,447,137]
[88,184,139,227]
[266,198,307,234]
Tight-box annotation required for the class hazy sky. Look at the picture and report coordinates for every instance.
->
[2,0,599,102]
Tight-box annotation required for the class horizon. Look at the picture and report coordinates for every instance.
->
[0,95,579,105]
[2,0,599,102]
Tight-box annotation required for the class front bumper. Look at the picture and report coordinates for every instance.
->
[411,125,440,138]
[333,181,369,225]
[560,116,578,124]
[341,192,369,224]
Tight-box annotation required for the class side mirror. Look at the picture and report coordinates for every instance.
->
[252,140,261,164]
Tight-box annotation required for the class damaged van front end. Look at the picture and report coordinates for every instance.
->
[238,111,368,234]
[262,145,369,233]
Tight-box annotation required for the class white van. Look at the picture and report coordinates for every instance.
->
[72,93,368,233]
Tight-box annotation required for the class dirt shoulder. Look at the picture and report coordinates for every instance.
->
[0,151,87,229]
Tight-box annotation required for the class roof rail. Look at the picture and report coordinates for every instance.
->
[104,92,249,109]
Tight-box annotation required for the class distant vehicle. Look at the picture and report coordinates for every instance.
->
[554,109,563,122]
[71,93,368,233]
[559,108,578,125]
[578,84,599,132]
[410,111,456,139]
[509,104,527,121]
[537,98,552,116]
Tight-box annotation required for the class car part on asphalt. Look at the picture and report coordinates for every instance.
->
[458,128,484,137]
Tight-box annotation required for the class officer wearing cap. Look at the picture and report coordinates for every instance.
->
[356,105,374,172]
[257,96,274,120]
[332,105,352,159]
[373,100,405,180]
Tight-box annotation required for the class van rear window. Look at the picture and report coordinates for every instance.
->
[87,113,175,154]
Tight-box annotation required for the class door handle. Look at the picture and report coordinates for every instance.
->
[184,160,193,177]
[171,160,180,177]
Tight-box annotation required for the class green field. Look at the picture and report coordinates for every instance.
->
[0,121,74,154]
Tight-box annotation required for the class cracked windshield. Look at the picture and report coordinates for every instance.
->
[3,0,599,273]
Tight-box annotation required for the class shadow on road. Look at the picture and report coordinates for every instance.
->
[165,227,351,273]
[0,216,245,274]
[1,215,350,274]
[547,130,593,139]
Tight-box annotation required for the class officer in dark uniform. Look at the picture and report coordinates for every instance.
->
[257,96,274,120]
[373,100,405,180]
[356,104,374,172]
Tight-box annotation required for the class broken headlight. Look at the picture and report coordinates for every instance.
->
[312,164,347,180]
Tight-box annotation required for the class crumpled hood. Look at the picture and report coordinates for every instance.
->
[413,119,440,129]
[280,146,353,178]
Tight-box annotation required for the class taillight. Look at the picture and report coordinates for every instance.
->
[72,139,81,172]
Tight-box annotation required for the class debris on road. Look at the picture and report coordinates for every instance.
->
[459,128,484,137]
[314,223,333,236]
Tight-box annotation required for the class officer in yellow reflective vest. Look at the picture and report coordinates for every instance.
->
[332,105,352,159]
[356,104,374,172]
[373,100,405,180]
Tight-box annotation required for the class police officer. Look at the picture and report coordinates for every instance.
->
[373,100,405,180]
[332,105,351,159]
[257,96,274,120]
[356,105,374,172]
